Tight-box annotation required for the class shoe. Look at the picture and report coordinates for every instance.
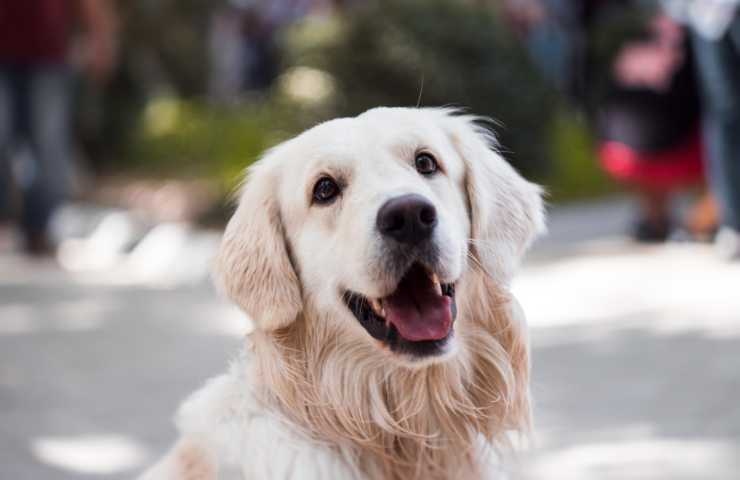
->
[715,227,740,261]
[631,217,671,243]
[24,230,56,257]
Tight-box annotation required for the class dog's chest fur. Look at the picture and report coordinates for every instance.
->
[174,353,507,480]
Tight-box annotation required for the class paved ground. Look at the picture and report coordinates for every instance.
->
[512,242,740,480]
[1,198,739,479]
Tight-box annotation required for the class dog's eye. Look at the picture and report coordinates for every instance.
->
[415,152,438,175]
[312,177,340,204]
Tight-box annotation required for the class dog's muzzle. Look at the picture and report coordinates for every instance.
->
[342,194,457,359]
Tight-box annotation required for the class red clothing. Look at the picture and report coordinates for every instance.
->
[0,0,73,64]
[600,131,704,192]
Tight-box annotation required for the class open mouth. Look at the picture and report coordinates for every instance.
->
[343,263,457,357]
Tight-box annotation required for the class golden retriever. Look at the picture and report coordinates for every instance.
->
[139,107,545,480]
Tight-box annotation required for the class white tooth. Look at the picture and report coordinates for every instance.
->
[370,299,385,317]
[431,273,442,295]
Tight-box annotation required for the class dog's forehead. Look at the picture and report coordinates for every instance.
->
[282,110,456,174]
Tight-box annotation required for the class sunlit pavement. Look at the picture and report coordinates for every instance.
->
[0,256,246,479]
[512,241,740,480]
[1,198,739,479]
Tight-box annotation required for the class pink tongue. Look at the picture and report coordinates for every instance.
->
[383,266,452,342]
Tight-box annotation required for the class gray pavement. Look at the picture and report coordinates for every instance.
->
[1,197,739,479]
[0,254,244,480]
[511,242,740,479]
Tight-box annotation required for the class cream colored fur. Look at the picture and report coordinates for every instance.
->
[139,107,545,480]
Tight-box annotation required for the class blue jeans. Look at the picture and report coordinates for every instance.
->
[692,18,740,230]
[0,65,73,234]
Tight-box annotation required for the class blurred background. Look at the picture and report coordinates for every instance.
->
[1,0,739,478]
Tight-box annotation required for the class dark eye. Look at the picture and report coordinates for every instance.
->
[312,177,340,204]
[415,152,438,175]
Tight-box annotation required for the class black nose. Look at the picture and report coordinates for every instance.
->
[376,194,437,245]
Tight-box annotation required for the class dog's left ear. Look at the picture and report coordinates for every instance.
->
[442,112,546,284]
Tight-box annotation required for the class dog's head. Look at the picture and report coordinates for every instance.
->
[216,107,544,366]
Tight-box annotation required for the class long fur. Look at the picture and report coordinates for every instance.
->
[249,264,530,480]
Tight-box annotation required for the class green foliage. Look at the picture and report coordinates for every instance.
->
[119,0,212,95]
[546,111,616,202]
[79,0,213,169]
[283,0,558,177]
[105,0,634,205]
[126,98,297,191]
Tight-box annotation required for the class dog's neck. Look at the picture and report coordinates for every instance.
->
[249,273,529,480]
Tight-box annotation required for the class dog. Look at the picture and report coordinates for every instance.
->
[139,107,545,480]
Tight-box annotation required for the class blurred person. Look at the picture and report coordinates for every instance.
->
[502,0,577,93]
[0,0,116,255]
[245,0,318,89]
[501,0,596,105]
[504,0,717,242]
[662,0,740,258]
[598,12,709,241]
[241,4,279,91]
[210,0,315,98]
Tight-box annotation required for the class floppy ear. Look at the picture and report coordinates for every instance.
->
[441,112,540,435]
[443,111,546,284]
[214,159,302,330]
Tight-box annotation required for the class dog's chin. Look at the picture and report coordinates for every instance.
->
[342,262,458,365]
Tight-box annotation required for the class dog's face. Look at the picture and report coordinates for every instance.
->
[280,109,473,361]
[217,108,544,366]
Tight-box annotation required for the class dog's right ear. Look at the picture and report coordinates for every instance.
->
[440,111,546,285]
[214,159,302,331]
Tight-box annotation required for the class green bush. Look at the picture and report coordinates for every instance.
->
[110,0,632,206]
[126,98,298,191]
[79,0,214,170]
[547,111,617,202]
[282,0,558,177]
